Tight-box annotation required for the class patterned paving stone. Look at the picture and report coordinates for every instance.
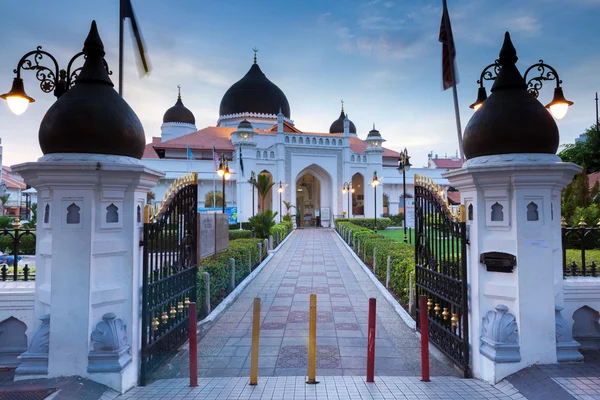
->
[332,306,353,312]
[336,322,360,330]
[262,322,286,330]
[287,311,309,323]
[276,345,308,368]
[269,306,290,312]
[276,292,293,298]
[331,293,348,298]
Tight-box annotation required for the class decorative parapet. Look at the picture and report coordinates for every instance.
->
[555,305,584,362]
[87,313,132,373]
[15,314,50,375]
[218,112,294,125]
[480,305,521,363]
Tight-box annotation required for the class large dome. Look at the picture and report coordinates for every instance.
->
[219,62,291,118]
[163,91,195,125]
[329,109,356,134]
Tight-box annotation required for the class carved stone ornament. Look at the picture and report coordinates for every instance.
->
[555,305,584,362]
[87,313,131,373]
[480,304,521,363]
[463,153,561,168]
[15,314,50,375]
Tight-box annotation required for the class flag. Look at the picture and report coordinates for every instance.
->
[187,145,193,160]
[212,144,219,170]
[122,0,151,76]
[439,0,458,91]
[239,149,245,178]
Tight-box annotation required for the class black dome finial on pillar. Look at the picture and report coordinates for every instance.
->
[498,32,518,65]
[75,20,112,86]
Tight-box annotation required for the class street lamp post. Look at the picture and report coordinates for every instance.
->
[397,148,412,243]
[342,182,349,218]
[278,181,283,222]
[216,154,231,214]
[469,51,573,119]
[371,171,380,233]
[250,171,256,217]
[1,37,111,115]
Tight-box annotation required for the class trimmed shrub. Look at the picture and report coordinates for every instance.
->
[347,217,391,231]
[389,213,404,226]
[0,232,36,255]
[270,220,293,247]
[229,222,252,230]
[229,230,252,240]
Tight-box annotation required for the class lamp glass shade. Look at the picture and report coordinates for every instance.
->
[469,87,487,110]
[473,103,482,112]
[278,186,283,193]
[224,170,231,180]
[342,188,347,194]
[6,96,31,115]
[371,179,380,187]
[548,103,569,120]
[217,169,224,177]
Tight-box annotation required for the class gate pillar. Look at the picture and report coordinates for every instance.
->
[10,22,163,393]
[444,32,580,384]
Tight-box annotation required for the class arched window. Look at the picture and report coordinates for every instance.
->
[285,136,290,143]
[106,203,119,223]
[468,204,473,221]
[326,139,330,145]
[338,139,343,146]
[362,156,367,163]
[527,202,539,221]
[292,137,297,143]
[256,150,261,159]
[312,138,316,145]
[263,151,268,159]
[491,202,504,221]
[351,155,355,162]
[319,138,323,145]
[270,151,275,159]
[299,137,304,144]
[66,203,81,224]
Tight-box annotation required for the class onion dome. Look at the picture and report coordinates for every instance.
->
[219,55,291,118]
[38,21,146,159]
[367,124,381,138]
[237,119,253,130]
[329,106,357,134]
[163,87,195,125]
[462,32,559,159]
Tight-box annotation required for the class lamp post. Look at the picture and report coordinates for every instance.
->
[342,182,349,218]
[216,154,231,214]
[596,92,599,134]
[278,181,283,222]
[469,56,573,119]
[397,148,412,243]
[250,171,256,217]
[1,41,111,115]
[371,171,380,233]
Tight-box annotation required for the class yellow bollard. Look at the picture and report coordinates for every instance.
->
[249,298,261,385]
[306,293,319,384]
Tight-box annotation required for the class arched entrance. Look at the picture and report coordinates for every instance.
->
[352,173,365,217]
[294,165,332,227]
[257,170,273,213]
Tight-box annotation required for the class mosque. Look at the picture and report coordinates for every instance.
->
[141,54,454,226]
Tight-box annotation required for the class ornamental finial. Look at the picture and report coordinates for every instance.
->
[253,47,258,64]
[177,84,181,100]
[341,99,344,113]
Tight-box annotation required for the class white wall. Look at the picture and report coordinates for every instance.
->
[563,278,600,349]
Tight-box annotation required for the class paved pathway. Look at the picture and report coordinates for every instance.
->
[156,228,457,379]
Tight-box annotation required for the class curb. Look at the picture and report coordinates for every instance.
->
[334,229,416,330]
[197,230,295,328]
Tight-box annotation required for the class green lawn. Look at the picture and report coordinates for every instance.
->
[378,229,415,244]
[565,249,600,265]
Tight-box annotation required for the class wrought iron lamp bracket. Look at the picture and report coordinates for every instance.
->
[477,60,501,87]
[523,60,561,99]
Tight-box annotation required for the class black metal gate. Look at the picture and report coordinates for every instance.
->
[414,174,471,377]
[140,173,198,385]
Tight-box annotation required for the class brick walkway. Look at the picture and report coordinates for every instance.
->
[156,228,457,379]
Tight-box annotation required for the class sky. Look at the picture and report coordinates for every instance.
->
[0,0,599,168]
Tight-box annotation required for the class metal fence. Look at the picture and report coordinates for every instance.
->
[562,218,600,278]
[0,221,35,281]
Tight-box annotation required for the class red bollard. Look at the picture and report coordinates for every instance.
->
[189,302,198,387]
[366,297,376,382]
[419,295,430,382]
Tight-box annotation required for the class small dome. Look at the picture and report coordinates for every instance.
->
[367,124,381,138]
[39,21,145,159]
[163,89,195,125]
[329,110,357,134]
[219,60,291,118]
[463,32,558,159]
[237,119,253,130]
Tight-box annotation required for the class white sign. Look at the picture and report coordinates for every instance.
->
[405,202,415,228]
[321,208,330,227]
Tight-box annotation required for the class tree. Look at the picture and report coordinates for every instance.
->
[0,194,10,216]
[146,190,155,203]
[282,200,295,216]
[248,209,278,239]
[558,123,600,172]
[249,174,275,212]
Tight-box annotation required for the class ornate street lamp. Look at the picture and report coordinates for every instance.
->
[397,148,412,243]
[469,37,573,119]
[342,182,349,219]
[371,171,380,233]
[1,41,111,115]
[278,181,284,222]
[249,171,257,217]
[216,154,231,213]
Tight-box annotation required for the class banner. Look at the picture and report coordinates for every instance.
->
[198,206,238,224]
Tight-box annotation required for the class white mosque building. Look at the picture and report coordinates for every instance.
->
[141,55,455,226]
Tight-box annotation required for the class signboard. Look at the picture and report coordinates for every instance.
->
[405,202,415,228]
[215,214,229,253]
[198,213,216,259]
[198,207,238,224]
[320,207,330,228]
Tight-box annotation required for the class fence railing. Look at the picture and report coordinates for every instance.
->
[562,217,599,278]
[0,219,36,281]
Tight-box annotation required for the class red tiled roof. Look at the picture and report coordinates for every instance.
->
[2,166,26,189]
[154,127,237,152]
[447,191,461,205]
[432,158,463,169]
[142,137,161,159]
[588,171,600,189]
[349,137,401,158]
[267,121,302,133]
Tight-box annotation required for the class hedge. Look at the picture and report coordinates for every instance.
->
[0,233,36,255]
[229,230,252,240]
[229,222,252,230]
[335,220,414,304]
[196,238,267,319]
[270,220,293,247]
[346,217,391,231]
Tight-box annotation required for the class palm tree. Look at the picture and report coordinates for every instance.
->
[249,174,275,213]
[0,194,10,216]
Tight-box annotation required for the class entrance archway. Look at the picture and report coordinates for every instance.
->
[257,170,273,213]
[352,173,365,217]
[294,165,332,227]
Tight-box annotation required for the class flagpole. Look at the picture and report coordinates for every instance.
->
[119,0,124,96]
[443,0,464,160]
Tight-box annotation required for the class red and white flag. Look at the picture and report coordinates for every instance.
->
[439,0,458,91]
[212,144,219,170]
